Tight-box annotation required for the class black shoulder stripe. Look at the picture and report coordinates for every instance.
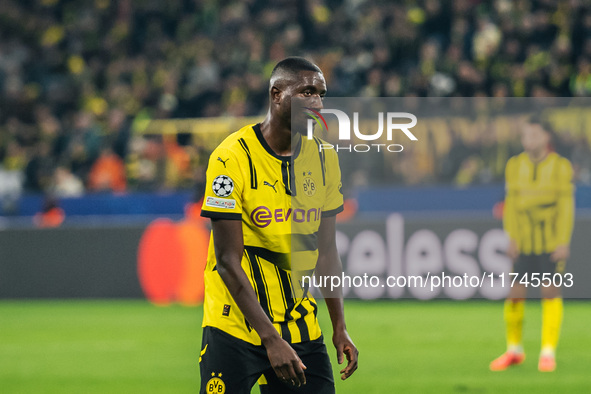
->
[238,138,258,189]
[313,137,326,186]
[281,161,296,196]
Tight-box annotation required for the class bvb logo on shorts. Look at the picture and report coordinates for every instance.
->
[206,372,225,393]
[303,176,316,196]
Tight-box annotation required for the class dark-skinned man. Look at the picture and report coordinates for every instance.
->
[199,57,358,394]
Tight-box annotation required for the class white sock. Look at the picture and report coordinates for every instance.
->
[540,346,555,358]
[508,344,524,354]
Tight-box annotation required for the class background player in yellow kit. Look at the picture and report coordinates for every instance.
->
[490,115,575,372]
[199,57,358,393]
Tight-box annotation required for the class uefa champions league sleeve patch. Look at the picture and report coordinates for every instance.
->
[212,175,234,197]
[205,196,236,209]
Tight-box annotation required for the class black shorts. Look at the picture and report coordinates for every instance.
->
[199,326,335,394]
[513,253,567,277]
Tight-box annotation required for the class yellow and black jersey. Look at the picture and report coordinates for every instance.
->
[504,151,575,256]
[201,123,343,345]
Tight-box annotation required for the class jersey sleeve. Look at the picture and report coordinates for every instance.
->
[322,148,344,217]
[200,147,244,220]
[555,157,575,246]
[503,156,519,243]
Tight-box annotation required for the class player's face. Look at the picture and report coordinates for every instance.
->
[521,123,550,155]
[282,71,327,133]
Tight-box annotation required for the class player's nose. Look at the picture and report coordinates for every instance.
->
[307,96,323,110]
[312,95,323,109]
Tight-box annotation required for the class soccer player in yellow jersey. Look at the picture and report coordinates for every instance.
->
[490,116,575,372]
[199,57,358,393]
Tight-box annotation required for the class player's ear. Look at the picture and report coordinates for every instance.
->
[271,86,282,104]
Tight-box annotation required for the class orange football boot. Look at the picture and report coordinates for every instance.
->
[490,352,525,371]
[538,355,556,372]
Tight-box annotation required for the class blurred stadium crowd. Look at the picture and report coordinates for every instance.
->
[1,0,591,206]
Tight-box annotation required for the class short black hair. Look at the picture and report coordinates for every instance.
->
[528,113,556,140]
[270,57,322,79]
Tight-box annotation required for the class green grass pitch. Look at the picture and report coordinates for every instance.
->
[1,300,590,393]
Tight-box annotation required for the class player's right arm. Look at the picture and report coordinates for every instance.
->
[503,156,519,260]
[211,219,307,386]
[551,157,575,262]
[201,146,306,386]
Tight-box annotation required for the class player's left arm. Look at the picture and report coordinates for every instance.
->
[503,157,520,260]
[551,158,575,262]
[316,215,359,380]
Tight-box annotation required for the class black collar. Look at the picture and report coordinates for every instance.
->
[252,123,302,161]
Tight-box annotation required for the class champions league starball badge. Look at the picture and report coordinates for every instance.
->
[212,175,234,197]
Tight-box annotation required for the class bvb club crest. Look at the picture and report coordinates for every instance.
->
[206,372,225,393]
[302,172,316,197]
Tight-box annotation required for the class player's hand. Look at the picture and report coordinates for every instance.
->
[264,336,307,387]
[506,239,519,261]
[551,245,570,262]
[333,329,358,380]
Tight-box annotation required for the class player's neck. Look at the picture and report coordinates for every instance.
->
[260,117,293,156]
[527,149,549,163]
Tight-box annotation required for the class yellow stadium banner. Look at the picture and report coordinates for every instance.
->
[142,107,591,153]
[143,117,261,150]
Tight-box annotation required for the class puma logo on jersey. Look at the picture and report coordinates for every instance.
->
[217,157,229,168]
[264,180,278,193]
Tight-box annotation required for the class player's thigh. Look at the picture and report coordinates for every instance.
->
[259,337,335,394]
[540,284,562,298]
[537,254,566,298]
[200,326,268,394]
[507,283,527,299]
[509,256,528,299]
[541,256,565,298]
[512,254,555,298]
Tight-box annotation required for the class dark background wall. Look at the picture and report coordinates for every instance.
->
[1,215,589,299]
[0,226,145,298]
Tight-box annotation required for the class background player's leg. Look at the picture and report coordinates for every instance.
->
[539,284,563,372]
[199,327,268,394]
[505,284,527,353]
[537,255,566,372]
[490,283,527,371]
